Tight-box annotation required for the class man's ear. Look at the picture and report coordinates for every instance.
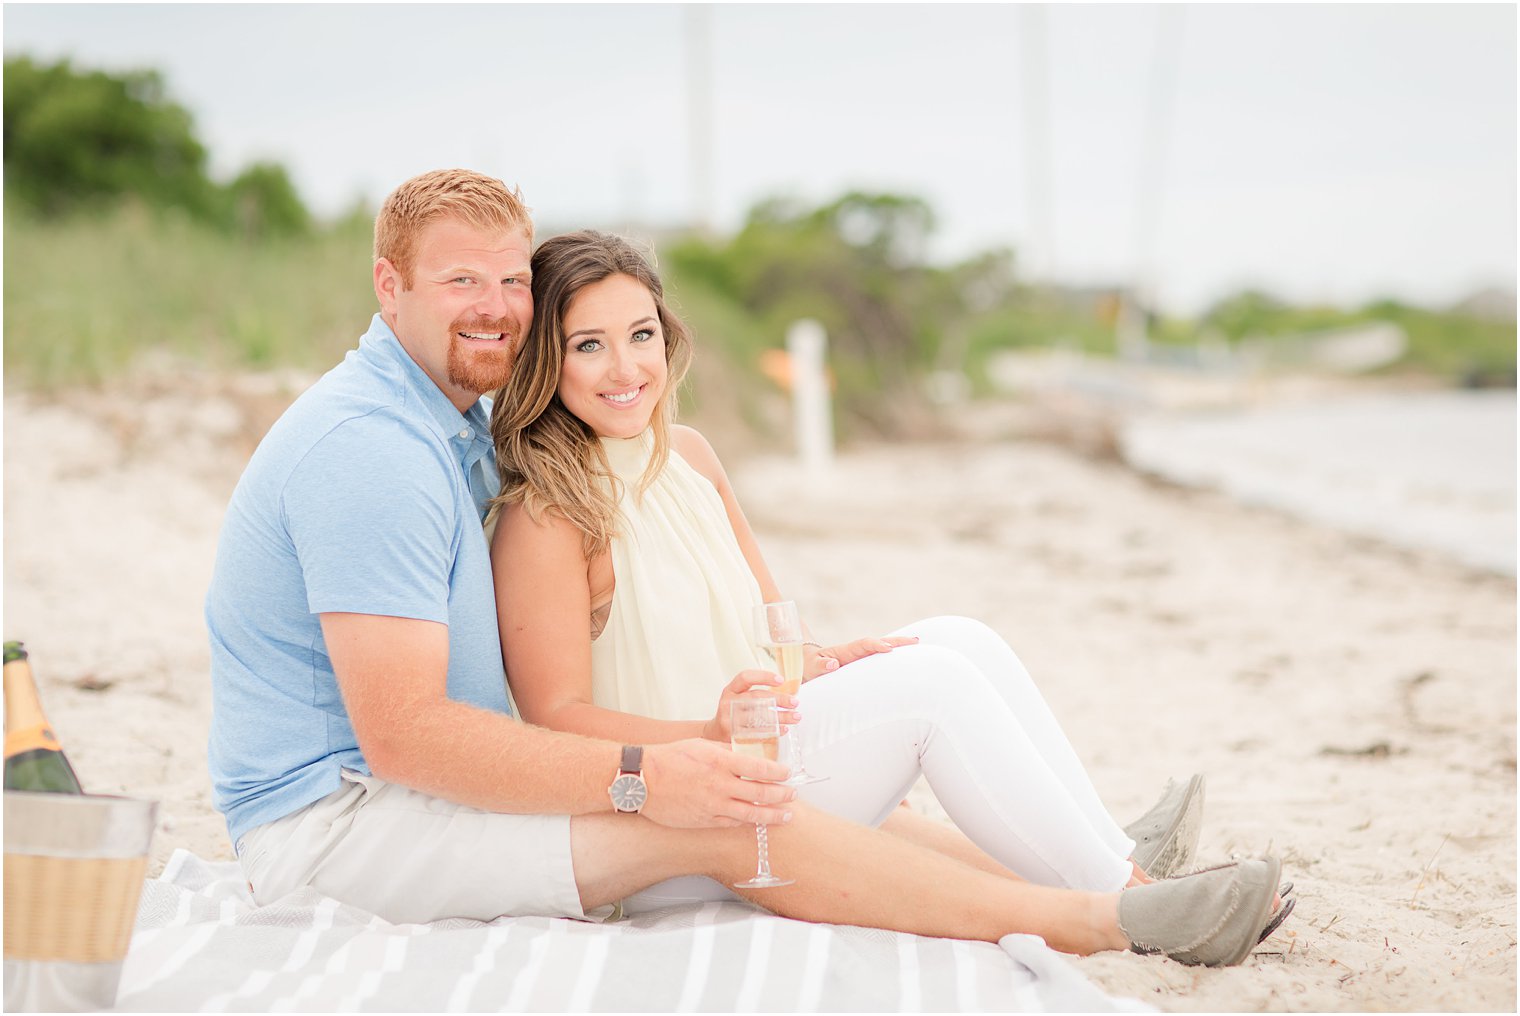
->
[374,258,403,317]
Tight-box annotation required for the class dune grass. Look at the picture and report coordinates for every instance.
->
[4,204,376,389]
[5,205,1512,396]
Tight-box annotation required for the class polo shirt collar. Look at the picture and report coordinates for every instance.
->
[358,314,492,443]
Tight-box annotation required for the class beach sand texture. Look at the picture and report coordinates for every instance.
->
[3,375,1514,1012]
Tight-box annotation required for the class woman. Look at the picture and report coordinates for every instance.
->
[488,231,1289,949]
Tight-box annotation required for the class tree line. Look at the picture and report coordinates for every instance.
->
[5,54,1510,401]
[5,56,310,238]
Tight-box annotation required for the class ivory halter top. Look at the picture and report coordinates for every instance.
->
[589,431,770,721]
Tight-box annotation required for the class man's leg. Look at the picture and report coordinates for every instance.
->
[243,772,589,925]
[570,803,1128,956]
[612,806,1038,918]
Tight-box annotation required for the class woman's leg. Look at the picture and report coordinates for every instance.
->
[620,873,737,914]
[894,616,1134,859]
[794,644,1133,892]
[626,618,1135,911]
[879,807,1152,887]
[878,806,1027,880]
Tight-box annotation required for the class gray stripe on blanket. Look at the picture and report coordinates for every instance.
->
[112,850,1150,1012]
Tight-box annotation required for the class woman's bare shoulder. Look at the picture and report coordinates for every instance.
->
[671,424,727,486]
[492,498,586,564]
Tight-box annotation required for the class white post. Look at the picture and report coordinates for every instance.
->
[684,5,715,236]
[786,319,833,477]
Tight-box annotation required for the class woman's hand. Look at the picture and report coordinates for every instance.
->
[805,635,919,680]
[701,670,801,742]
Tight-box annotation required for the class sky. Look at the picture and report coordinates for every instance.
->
[4,3,1515,315]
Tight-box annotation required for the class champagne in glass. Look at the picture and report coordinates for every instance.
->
[752,601,826,785]
[730,733,779,763]
[730,697,793,890]
[764,642,806,698]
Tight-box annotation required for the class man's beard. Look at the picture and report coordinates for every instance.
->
[446,316,518,395]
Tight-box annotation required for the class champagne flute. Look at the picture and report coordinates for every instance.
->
[753,601,827,786]
[729,696,794,889]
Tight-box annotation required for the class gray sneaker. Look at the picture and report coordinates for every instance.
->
[1124,774,1205,879]
[1118,856,1281,967]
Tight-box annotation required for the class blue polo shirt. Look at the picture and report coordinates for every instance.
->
[206,315,508,847]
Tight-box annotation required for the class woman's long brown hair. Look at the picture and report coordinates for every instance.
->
[489,230,693,558]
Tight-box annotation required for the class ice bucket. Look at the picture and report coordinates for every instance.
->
[3,790,159,1012]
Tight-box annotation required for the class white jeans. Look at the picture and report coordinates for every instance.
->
[623,616,1135,913]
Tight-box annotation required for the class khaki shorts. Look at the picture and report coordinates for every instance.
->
[237,769,585,924]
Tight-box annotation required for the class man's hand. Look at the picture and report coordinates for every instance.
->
[700,670,801,742]
[640,739,795,828]
[805,635,919,680]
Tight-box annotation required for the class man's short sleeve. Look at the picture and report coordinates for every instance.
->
[284,415,459,623]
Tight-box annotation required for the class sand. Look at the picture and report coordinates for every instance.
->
[3,369,1514,1011]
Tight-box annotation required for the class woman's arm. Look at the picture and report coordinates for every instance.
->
[492,500,720,743]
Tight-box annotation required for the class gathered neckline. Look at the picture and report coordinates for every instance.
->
[600,429,656,478]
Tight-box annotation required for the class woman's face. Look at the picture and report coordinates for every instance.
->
[556,273,668,439]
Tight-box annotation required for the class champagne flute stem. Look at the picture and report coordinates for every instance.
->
[755,823,773,879]
[787,726,804,773]
[783,728,827,785]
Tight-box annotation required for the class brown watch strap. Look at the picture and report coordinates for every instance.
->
[620,745,643,775]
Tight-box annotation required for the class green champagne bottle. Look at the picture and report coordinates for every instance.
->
[3,641,84,793]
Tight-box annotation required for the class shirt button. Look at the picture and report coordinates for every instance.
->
[458,428,472,439]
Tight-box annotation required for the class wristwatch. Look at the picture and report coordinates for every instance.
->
[607,745,647,813]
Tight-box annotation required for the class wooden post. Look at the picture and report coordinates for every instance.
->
[786,319,833,477]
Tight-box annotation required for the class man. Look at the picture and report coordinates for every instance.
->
[206,169,1275,962]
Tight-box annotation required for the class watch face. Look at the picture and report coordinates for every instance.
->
[610,774,647,812]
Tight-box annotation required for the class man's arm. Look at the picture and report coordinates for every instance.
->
[320,611,796,828]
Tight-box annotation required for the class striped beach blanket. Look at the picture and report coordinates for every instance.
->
[114,850,1150,1012]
